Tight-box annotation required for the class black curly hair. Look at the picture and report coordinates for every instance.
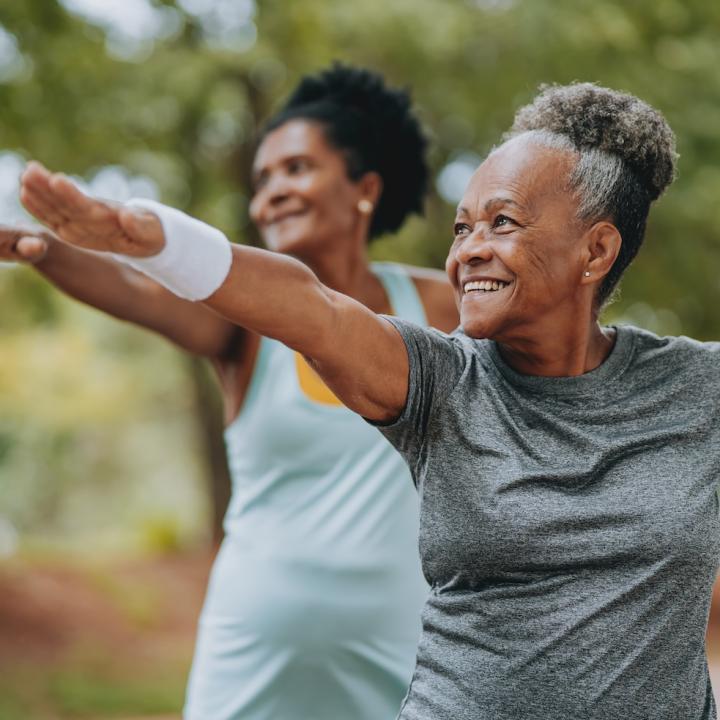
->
[262,63,428,240]
[506,82,678,307]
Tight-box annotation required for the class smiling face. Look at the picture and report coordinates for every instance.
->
[250,119,368,257]
[446,137,592,345]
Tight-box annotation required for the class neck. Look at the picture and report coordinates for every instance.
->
[497,320,615,377]
[290,237,390,314]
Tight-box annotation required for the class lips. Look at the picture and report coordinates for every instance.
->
[266,209,308,225]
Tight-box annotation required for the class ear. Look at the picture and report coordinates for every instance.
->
[357,171,383,208]
[581,221,622,285]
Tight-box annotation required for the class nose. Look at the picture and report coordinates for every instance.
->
[454,227,494,266]
[250,171,292,224]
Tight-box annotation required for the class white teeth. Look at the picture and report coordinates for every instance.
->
[463,279,510,294]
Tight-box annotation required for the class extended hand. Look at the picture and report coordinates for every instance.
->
[20,161,165,258]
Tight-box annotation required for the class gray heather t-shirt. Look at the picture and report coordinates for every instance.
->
[377,320,720,720]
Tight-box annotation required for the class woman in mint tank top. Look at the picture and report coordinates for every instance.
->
[180,67,458,719]
[6,65,457,719]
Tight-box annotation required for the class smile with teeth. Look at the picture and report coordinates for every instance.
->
[268,209,307,225]
[463,279,511,294]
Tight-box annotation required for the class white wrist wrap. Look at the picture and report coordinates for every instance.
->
[116,198,233,301]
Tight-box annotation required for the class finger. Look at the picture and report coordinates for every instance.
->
[21,163,73,225]
[20,185,68,228]
[47,173,101,219]
[21,162,68,215]
[21,160,53,186]
[15,235,49,262]
[0,229,46,264]
[0,227,21,259]
[118,208,165,251]
[0,223,48,239]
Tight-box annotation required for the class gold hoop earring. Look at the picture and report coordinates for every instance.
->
[357,199,374,215]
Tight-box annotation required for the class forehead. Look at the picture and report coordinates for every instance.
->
[254,119,335,170]
[459,138,575,215]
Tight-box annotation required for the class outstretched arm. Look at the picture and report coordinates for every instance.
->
[20,163,410,422]
[0,224,235,358]
[5,165,236,358]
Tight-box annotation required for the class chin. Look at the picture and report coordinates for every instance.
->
[460,321,492,339]
[460,306,518,341]
[460,312,493,339]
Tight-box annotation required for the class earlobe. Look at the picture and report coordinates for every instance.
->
[357,199,374,215]
[583,221,622,283]
[358,171,383,209]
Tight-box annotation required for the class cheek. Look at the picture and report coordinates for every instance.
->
[316,188,358,229]
[520,244,578,300]
[524,248,555,279]
[248,194,263,224]
[445,249,459,286]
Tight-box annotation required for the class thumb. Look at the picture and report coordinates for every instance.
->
[15,235,49,263]
[117,208,165,253]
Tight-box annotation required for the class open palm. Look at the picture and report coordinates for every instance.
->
[20,161,164,258]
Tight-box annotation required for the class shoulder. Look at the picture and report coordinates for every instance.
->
[623,324,720,375]
[378,320,483,443]
[625,324,720,355]
[385,317,480,373]
[399,264,458,333]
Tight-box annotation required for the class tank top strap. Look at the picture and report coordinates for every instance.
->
[371,261,427,326]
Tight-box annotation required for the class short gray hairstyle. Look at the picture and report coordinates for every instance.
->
[503,83,678,306]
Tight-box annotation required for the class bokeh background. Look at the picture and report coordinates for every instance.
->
[1,0,719,718]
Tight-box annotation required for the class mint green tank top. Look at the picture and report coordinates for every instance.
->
[184,263,430,720]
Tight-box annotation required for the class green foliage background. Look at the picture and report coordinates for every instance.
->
[1,0,719,549]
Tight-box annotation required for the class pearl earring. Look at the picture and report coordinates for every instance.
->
[584,271,591,277]
[357,199,374,215]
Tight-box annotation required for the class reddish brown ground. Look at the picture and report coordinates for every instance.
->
[0,550,213,719]
[0,551,211,667]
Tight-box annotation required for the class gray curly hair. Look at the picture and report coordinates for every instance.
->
[504,83,678,306]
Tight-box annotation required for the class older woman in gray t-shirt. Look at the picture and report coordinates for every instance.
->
[18,83,719,719]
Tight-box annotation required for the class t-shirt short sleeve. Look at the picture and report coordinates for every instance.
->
[370,316,469,458]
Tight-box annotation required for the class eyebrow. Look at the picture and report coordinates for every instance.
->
[252,153,312,183]
[456,197,522,216]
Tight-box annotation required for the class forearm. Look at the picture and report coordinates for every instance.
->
[33,235,234,356]
[35,234,159,322]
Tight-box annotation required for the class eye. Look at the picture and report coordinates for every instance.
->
[492,214,515,229]
[453,222,471,238]
[252,170,268,192]
[287,157,312,175]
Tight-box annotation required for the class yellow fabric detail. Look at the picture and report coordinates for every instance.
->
[294,352,343,406]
